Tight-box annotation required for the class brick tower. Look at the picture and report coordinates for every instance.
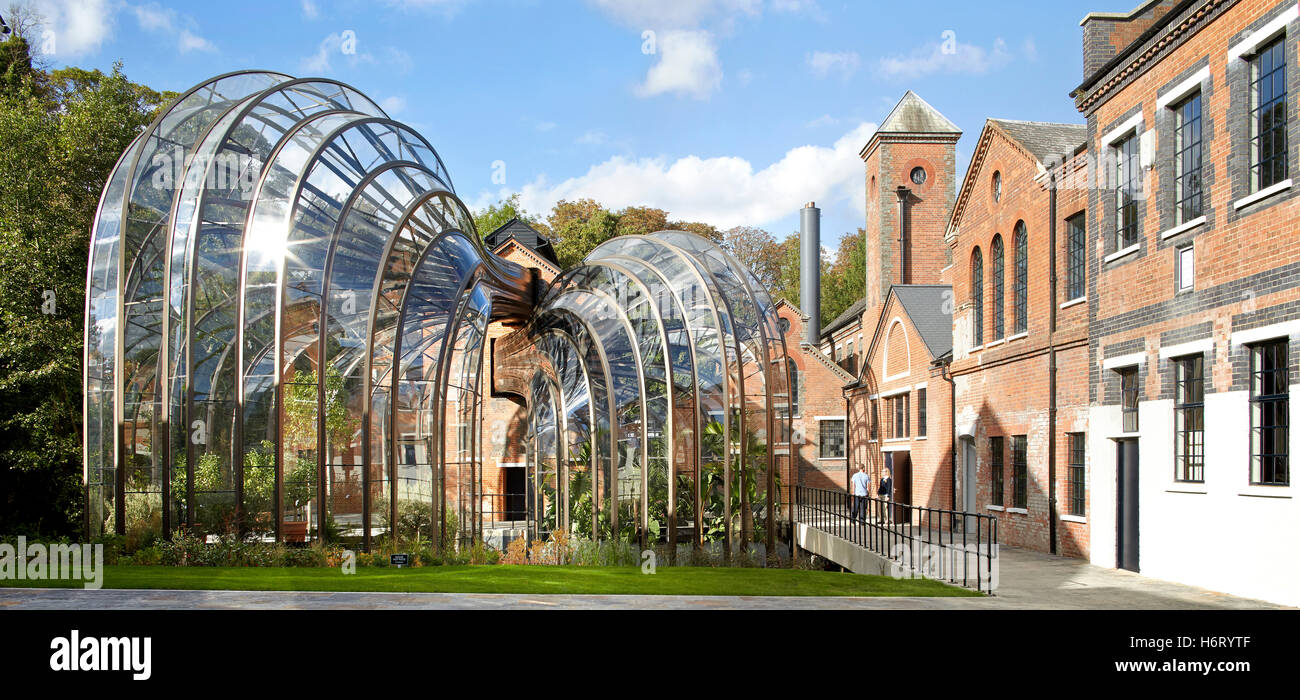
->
[860,91,961,325]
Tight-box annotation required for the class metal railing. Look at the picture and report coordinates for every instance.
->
[794,485,999,593]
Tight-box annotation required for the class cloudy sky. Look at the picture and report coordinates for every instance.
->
[19,0,1117,246]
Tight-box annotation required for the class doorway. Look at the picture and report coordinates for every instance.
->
[886,451,912,524]
[505,466,526,522]
[1116,439,1140,572]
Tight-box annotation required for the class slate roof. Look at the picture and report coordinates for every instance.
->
[484,217,558,265]
[820,297,866,338]
[891,284,953,360]
[990,119,1087,165]
[878,91,962,134]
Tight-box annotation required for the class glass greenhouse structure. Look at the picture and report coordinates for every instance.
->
[85,72,792,555]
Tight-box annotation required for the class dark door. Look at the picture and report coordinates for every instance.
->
[505,467,526,522]
[889,452,912,524]
[1116,439,1140,573]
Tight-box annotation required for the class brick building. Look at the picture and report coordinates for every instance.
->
[1073,0,1300,605]
[946,119,1092,557]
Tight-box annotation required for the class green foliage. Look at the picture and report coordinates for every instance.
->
[0,34,171,537]
[472,192,549,242]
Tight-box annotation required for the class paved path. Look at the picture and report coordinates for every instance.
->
[0,545,1286,610]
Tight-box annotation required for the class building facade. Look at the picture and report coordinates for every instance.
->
[1075,0,1300,605]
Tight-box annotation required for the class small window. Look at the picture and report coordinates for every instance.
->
[1174,354,1204,483]
[1250,37,1288,192]
[819,419,846,459]
[888,394,910,439]
[917,387,927,437]
[1011,435,1028,509]
[1177,244,1194,292]
[1119,367,1140,433]
[1067,433,1086,517]
[1249,340,1289,485]
[910,166,927,185]
[778,316,791,335]
[992,171,1002,202]
[990,436,1004,507]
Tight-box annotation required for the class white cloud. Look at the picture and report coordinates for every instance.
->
[128,3,215,53]
[301,0,320,20]
[535,121,557,132]
[26,0,115,56]
[490,121,875,230]
[576,130,608,145]
[876,37,1012,80]
[587,0,760,30]
[807,50,860,79]
[805,114,838,128]
[379,95,407,114]
[636,30,722,99]
[301,33,413,75]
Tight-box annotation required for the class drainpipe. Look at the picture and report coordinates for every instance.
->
[939,356,956,512]
[896,186,911,285]
[1047,165,1060,556]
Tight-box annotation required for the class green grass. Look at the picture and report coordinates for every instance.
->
[1,565,980,597]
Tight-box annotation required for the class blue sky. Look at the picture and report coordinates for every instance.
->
[25,0,1127,248]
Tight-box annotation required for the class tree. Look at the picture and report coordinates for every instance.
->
[548,198,618,268]
[820,228,866,328]
[0,34,171,536]
[472,192,548,242]
[668,219,723,244]
[721,225,782,291]
[614,205,667,237]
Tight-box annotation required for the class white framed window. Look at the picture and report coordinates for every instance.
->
[1176,244,1195,292]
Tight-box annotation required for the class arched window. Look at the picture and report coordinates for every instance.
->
[787,358,800,417]
[991,234,1005,340]
[971,247,984,347]
[1013,221,1028,335]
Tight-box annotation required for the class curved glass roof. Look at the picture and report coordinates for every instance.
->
[86,73,790,557]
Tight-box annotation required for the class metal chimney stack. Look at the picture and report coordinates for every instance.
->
[800,202,821,344]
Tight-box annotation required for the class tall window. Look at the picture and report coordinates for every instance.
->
[1174,354,1204,482]
[1066,213,1086,300]
[1119,367,1140,432]
[819,419,846,459]
[971,248,984,346]
[787,358,800,416]
[991,235,1005,340]
[990,436,1004,507]
[844,340,856,375]
[1011,435,1028,509]
[1250,340,1289,485]
[1116,132,1140,249]
[1067,433,1085,517]
[888,394,910,439]
[917,387,927,437]
[1251,37,1288,191]
[1013,222,1028,334]
[870,401,879,441]
[1174,92,1203,224]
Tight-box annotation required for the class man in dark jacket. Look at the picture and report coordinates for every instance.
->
[878,467,893,524]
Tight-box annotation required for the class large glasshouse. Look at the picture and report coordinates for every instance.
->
[84,72,793,555]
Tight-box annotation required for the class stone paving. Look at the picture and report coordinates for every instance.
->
[0,545,1287,610]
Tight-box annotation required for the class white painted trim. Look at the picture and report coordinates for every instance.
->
[913,382,928,391]
[1103,243,1140,263]
[1159,215,1206,240]
[1238,488,1292,499]
[1158,337,1213,359]
[1101,113,1143,146]
[985,338,1005,348]
[1060,297,1087,309]
[814,415,848,421]
[1156,66,1211,110]
[497,462,527,468]
[882,316,912,383]
[1228,4,1298,62]
[1166,486,1208,495]
[968,344,984,353]
[1230,319,1300,346]
[1060,514,1087,524]
[1234,178,1292,209]
[1005,331,1029,343]
[883,437,909,443]
[1107,431,1142,440]
[913,436,927,441]
[986,505,1005,512]
[879,386,911,399]
[1101,351,1145,370]
[1006,507,1029,515]
[868,394,879,401]
[880,444,912,453]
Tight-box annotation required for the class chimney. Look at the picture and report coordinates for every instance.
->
[800,202,821,344]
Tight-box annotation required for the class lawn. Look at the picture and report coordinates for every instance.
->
[1,565,980,597]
